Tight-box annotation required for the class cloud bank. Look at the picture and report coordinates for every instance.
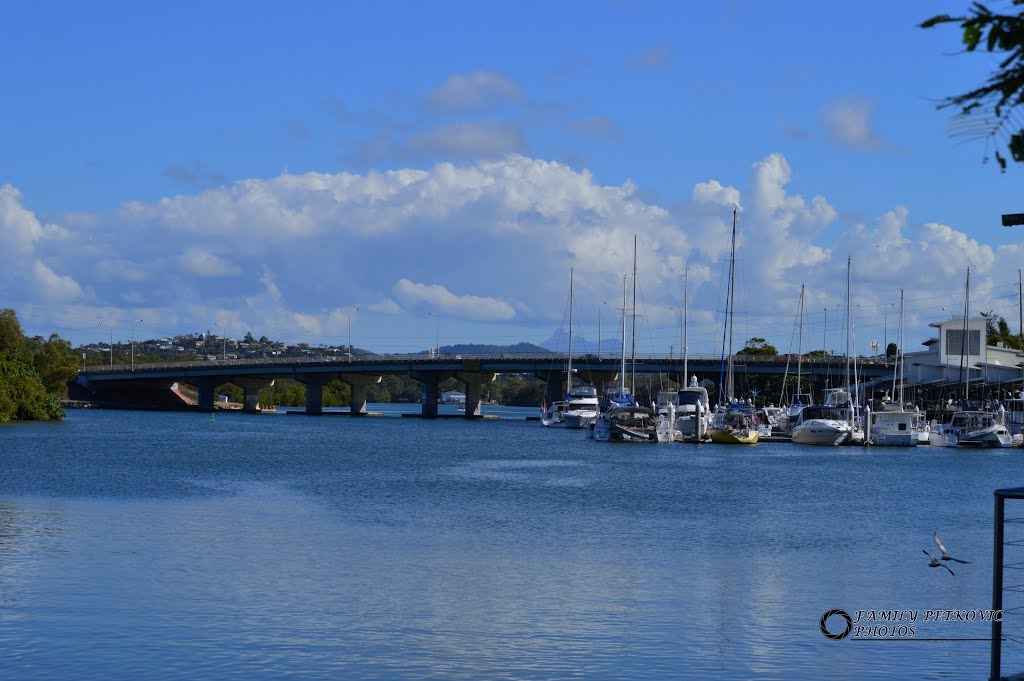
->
[4,154,1020,353]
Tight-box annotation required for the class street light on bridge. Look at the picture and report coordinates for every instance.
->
[130,319,143,371]
[98,320,113,368]
[348,307,359,359]
[428,312,440,358]
[214,321,228,359]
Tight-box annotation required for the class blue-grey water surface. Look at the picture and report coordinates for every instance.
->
[2,407,1022,679]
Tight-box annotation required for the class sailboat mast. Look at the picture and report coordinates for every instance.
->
[897,289,905,404]
[844,256,855,426]
[851,261,860,412]
[960,267,970,403]
[620,274,627,393]
[797,284,804,399]
[630,235,638,397]
[726,209,737,403]
[845,256,851,396]
[683,266,689,386]
[567,267,574,397]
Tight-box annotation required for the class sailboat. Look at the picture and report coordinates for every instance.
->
[928,267,1012,448]
[777,285,813,434]
[655,267,710,442]
[708,208,759,445]
[866,289,918,446]
[540,269,599,428]
[562,268,599,428]
[791,257,860,446]
[671,269,713,441]
[594,238,657,442]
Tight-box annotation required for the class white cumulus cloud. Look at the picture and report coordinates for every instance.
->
[393,279,517,321]
[2,153,1022,355]
[0,184,65,254]
[32,261,84,301]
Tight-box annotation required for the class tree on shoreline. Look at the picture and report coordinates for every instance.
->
[0,309,78,422]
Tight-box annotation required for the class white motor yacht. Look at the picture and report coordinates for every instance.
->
[790,405,855,446]
[866,409,918,446]
[951,410,1012,448]
[562,385,599,429]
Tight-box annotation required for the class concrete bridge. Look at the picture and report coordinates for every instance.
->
[74,353,894,416]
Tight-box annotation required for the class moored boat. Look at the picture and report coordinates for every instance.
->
[676,377,712,442]
[562,385,599,429]
[866,409,918,446]
[594,387,657,442]
[949,410,1012,448]
[654,389,681,442]
[708,406,759,444]
[542,268,599,429]
[790,405,855,446]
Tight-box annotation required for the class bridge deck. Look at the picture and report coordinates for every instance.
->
[79,353,893,382]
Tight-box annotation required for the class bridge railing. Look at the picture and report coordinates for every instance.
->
[80,352,889,375]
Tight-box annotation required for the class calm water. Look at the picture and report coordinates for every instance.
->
[2,408,1022,679]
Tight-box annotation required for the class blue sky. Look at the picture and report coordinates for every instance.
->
[2,1,1022,355]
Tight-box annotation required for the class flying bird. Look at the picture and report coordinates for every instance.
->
[923,550,956,575]
[934,531,971,564]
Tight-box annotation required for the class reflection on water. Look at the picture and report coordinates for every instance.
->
[0,408,1019,679]
[0,501,68,617]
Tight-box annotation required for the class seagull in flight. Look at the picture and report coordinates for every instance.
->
[934,531,971,564]
[923,550,956,575]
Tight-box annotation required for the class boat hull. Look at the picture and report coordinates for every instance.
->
[708,428,759,445]
[593,408,656,442]
[929,430,958,447]
[562,411,598,429]
[870,431,917,446]
[791,420,852,446]
[959,426,1013,448]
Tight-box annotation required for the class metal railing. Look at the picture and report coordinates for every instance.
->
[993,488,1024,680]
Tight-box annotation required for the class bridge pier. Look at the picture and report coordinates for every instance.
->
[339,374,382,415]
[295,374,331,415]
[233,377,274,413]
[422,380,439,417]
[411,371,450,418]
[191,378,220,412]
[455,372,496,417]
